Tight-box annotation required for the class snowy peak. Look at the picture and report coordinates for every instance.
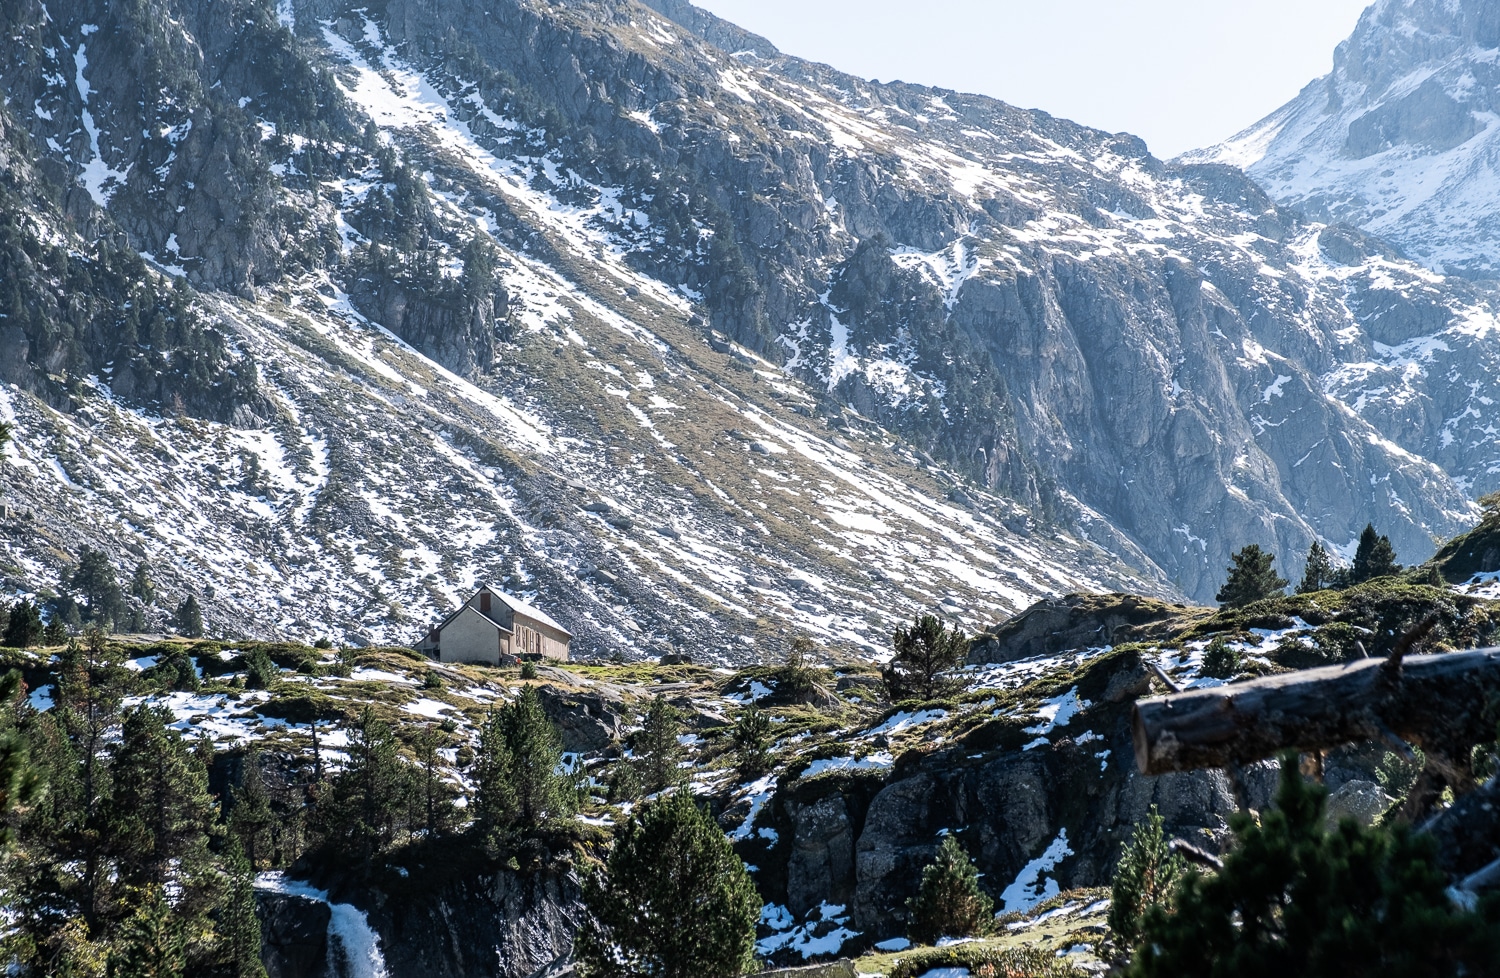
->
[1191,0,1500,277]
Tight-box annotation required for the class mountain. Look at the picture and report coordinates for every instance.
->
[1,0,1499,653]
[1191,0,1500,279]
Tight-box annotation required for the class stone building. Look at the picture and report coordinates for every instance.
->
[416,586,571,664]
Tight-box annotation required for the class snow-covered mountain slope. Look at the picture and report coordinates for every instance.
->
[1190,0,1500,279]
[0,221,1146,657]
[5,0,1500,643]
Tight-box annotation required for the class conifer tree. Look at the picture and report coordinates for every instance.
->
[474,708,517,838]
[229,750,275,869]
[731,702,772,780]
[780,635,818,698]
[883,613,969,702]
[69,547,123,629]
[0,669,40,845]
[4,597,43,648]
[109,884,186,978]
[635,695,684,794]
[508,686,569,827]
[1351,524,1402,583]
[106,705,219,922]
[1215,544,1288,608]
[1296,541,1335,594]
[317,707,412,865]
[175,594,205,638]
[578,791,759,978]
[242,647,277,690]
[474,687,571,837]
[1199,636,1243,680]
[907,834,994,944]
[411,725,456,837]
[218,841,268,978]
[130,561,155,606]
[1108,806,1183,950]
[55,629,126,924]
[1130,757,1500,976]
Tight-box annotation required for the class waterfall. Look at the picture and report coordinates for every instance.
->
[256,872,390,978]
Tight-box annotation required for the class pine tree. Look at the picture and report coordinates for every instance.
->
[109,884,186,978]
[316,707,412,865]
[474,707,517,838]
[130,561,155,606]
[106,705,219,917]
[731,703,772,780]
[1108,806,1183,950]
[43,617,68,645]
[907,834,994,945]
[218,841,268,978]
[4,597,43,648]
[1351,524,1402,583]
[474,688,571,837]
[635,695,684,794]
[1297,541,1335,594]
[175,595,204,638]
[578,790,760,978]
[242,647,277,690]
[1199,636,1243,680]
[1130,756,1500,977]
[1215,544,1288,608]
[883,613,969,702]
[780,635,818,698]
[229,750,275,869]
[0,670,41,845]
[55,629,126,928]
[411,726,456,837]
[69,547,123,629]
[503,686,569,828]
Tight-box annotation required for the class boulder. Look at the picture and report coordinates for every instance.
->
[535,686,626,753]
[1323,779,1395,829]
[968,593,1193,665]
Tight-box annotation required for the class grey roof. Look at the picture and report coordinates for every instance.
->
[429,585,571,639]
[483,586,571,637]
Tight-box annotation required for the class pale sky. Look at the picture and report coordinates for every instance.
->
[691,0,1375,158]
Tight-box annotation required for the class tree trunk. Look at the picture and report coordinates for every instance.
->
[1131,648,1500,777]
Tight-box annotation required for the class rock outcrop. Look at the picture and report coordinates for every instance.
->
[739,649,1279,949]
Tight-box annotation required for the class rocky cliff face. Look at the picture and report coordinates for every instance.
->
[737,648,1275,953]
[257,863,583,978]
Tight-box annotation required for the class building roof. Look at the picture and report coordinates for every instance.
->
[428,585,572,639]
[482,586,571,637]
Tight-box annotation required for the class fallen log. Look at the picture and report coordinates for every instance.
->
[1131,646,1500,777]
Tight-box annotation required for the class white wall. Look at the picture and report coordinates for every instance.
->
[438,606,504,665]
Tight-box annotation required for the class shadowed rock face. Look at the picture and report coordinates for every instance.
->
[257,865,584,978]
[743,650,1280,949]
[259,893,333,978]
